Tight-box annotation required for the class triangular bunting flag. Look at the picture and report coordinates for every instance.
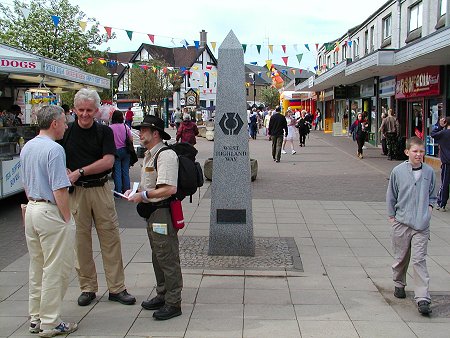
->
[126,30,133,41]
[281,45,286,53]
[79,21,87,31]
[281,69,287,75]
[250,62,257,65]
[98,59,107,64]
[204,71,209,77]
[293,44,298,51]
[265,59,272,70]
[291,69,296,75]
[51,15,60,28]
[20,7,30,19]
[304,44,310,51]
[211,42,216,51]
[104,26,112,38]
[257,72,262,78]
[242,44,247,53]
[315,43,319,51]
[299,69,303,74]
[206,65,212,70]
[348,40,352,47]
[148,34,155,43]
[268,45,273,54]
[296,53,303,65]
[171,38,175,45]
[194,41,200,49]
[256,45,261,54]
[181,39,189,49]
[281,56,288,66]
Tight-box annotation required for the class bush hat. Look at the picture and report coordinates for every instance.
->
[135,115,171,140]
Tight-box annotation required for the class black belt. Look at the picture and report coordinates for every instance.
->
[29,198,53,203]
[74,177,108,188]
[148,199,171,208]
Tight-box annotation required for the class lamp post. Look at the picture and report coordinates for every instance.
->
[249,73,256,107]
[106,72,118,105]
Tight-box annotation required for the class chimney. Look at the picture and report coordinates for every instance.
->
[200,30,207,48]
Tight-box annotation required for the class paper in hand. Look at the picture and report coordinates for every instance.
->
[112,182,139,199]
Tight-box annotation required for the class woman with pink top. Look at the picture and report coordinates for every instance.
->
[109,110,133,196]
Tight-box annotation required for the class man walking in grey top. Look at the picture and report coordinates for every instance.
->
[21,105,78,337]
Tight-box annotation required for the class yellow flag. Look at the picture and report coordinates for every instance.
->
[211,42,216,52]
[268,45,273,54]
[99,59,106,64]
[193,66,199,70]
[79,21,87,32]
[265,59,272,70]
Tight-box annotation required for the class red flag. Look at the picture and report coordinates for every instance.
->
[87,57,93,64]
[281,45,286,53]
[315,43,319,51]
[147,34,155,43]
[104,26,112,38]
[281,56,288,66]
[206,65,212,70]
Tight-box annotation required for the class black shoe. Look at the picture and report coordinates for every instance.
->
[142,296,165,310]
[418,300,432,315]
[108,289,136,305]
[394,287,406,299]
[153,304,182,320]
[77,292,96,306]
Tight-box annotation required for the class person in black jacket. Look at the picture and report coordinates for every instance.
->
[268,107,288,162]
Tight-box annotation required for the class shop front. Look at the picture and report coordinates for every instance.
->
[395,66,443,165]
[323,88,334,133]
[0,43,109,200]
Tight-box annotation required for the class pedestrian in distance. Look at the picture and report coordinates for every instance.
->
[380,108,400,160]
[387,136,436,315]
[379,111,388,156]
[176,113,199,145]
[20,105,78,337]
[125,106,133,129]
[109,110,133,196]
[125,115,183,321]
[268,106,288,162]
[296,110,311,147]
[62,88,136,308]
[314,108,322,130]
[281,109,297,154]
[173,107,183,130]
[249,108,258,140]
[430,116,450,212]
[349,112,369,159]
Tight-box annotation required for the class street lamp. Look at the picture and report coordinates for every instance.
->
[106,72,118,104]
[249,73,256,106]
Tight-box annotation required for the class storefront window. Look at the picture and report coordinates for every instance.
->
[427,98,443,157]
[411,101,423,139]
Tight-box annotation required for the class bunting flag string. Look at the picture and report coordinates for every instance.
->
[51,15,60,28]
[79,21,87,31]
[126,30,133,41]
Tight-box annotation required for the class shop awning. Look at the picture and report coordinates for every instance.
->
[0,43,109,91]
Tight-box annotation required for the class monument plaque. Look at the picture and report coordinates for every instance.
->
[209,30,255,256]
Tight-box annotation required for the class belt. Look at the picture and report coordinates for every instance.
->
[29,198,53,204]
[74,177,108,188]
[148,199,171,208]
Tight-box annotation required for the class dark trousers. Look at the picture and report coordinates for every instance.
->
[386,133,397,159]
[437,163,450,208]
[356,136,365,155]
[299,133,307,146]
[381,138,388,155]
[271,135,283,161]
[146,208,183,307]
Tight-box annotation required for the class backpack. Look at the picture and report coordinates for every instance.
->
[154,142,204,202]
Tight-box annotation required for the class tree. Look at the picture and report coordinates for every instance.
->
[129,60,176,117]
[261,87,280,108]
[0,0,110,70]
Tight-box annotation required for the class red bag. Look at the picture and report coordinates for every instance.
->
[170,199,185,229]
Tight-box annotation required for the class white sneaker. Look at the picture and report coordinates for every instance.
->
[291,150,296,154]
[362,146,367,149]
[281,150,287,154]
[39,322,78,337]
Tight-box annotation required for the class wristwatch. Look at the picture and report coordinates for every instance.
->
[79,168,85,176]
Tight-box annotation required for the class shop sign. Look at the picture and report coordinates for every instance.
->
[44,61,109,88]
[2,157,22,196]
[395,66,440,99]
[0,57,41,72]
[379,76,395,96]
[360,82,374,98]
[334,86,346,100]
[324,88,334,101]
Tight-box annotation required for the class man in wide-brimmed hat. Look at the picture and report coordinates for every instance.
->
[127,115,183,320]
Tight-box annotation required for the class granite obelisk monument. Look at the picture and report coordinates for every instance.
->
[209,30,255,256]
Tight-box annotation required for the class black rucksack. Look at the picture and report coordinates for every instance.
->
[154,142,204,202]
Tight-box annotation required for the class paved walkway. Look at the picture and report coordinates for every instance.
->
[1,129,450,337]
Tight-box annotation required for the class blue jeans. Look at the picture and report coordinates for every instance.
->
[113,147,130,193]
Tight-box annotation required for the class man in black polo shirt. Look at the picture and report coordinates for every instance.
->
[63,88,135,307]
[268,106,288,162]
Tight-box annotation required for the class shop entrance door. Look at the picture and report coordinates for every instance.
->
[408,100,424,140]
